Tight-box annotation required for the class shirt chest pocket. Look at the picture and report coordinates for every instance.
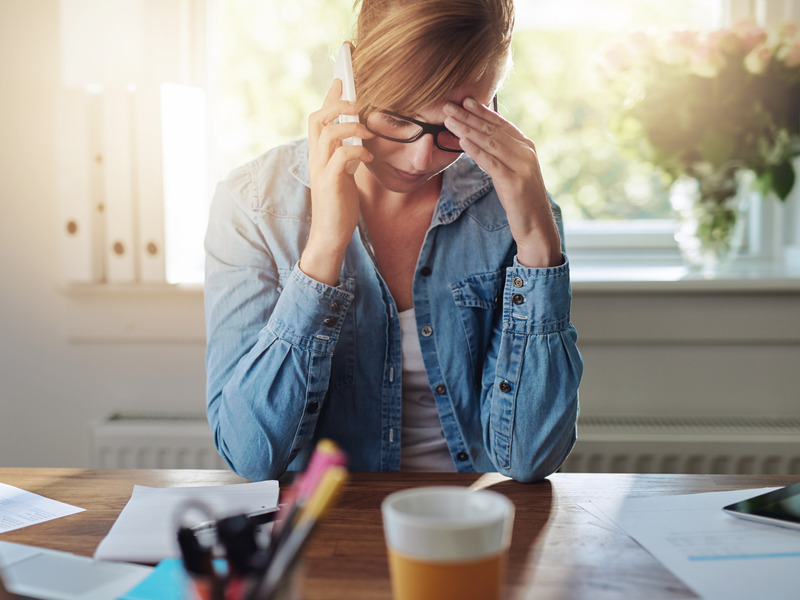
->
[450,270,504,369]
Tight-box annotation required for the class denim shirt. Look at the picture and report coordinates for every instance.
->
[204,138,583,483]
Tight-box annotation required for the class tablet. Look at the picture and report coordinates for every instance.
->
[723,482,800,531]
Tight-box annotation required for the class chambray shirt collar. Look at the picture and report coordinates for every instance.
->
[287,138,493,225]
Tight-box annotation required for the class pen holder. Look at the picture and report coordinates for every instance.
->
[184,561,303,600]
[262,559,304,600]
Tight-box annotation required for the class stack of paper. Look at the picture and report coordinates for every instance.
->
[94,481,279,564]
[583,487,800,600]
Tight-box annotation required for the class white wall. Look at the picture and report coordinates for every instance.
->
[1,0,798,470]
[0,0,205,468]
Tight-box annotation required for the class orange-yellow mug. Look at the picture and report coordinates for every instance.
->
[381,487,514,600]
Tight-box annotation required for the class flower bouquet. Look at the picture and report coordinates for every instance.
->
[601,21,800,268]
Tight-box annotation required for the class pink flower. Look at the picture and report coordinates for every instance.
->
[744,42,774,74]
[628,31,653,56]
[732,20,768,53]
[688,40,727,78]
[706,29,740,54]
[603,41,635,72]
[656,30,698,65]
[778,40,800,68]
[778,23,799,42]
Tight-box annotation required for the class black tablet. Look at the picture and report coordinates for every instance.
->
[723,482,800,531]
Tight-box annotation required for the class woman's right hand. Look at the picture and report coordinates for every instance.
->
[301,78,374,286]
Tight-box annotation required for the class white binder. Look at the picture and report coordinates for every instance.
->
[101,88,137,283]
[54,89,104,283]
[135,84,167,283]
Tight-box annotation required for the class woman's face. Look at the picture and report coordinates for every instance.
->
[360,70,499,195]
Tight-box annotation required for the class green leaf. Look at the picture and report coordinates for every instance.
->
[770,161,796,201]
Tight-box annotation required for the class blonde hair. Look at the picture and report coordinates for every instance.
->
[351,0,515,117]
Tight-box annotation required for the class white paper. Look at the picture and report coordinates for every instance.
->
[0,540,152,600]
[0,483,85,533]
[587,487,800,600]
[94,480,279,564]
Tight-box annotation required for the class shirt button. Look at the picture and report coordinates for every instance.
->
[513,276,524,288]
[420,266,432,276]
[456,451,469,462]
[331,301,341,312]
[499,381,512,393]
[434,384,447,395]
[307,401,320,414]
[512,293,525,305]
[323,316,338,327]
[421,325,433,337]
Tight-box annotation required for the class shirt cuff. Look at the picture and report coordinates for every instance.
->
[504,256,572,334]
[267,262,354,353]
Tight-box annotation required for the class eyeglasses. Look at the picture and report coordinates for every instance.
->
[364,96,498,153]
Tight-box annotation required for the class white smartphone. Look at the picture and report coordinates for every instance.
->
[333,43,361,147]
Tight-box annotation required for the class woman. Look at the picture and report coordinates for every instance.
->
[204,0,583,482]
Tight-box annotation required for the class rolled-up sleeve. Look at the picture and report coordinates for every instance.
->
[204,174,352,481]
[481,257,582,482]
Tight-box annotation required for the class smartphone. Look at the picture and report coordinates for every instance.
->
[333,43,361,148]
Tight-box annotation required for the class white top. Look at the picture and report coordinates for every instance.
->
[398,309,456,472]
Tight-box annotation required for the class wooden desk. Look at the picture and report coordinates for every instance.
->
[0,469,795,599]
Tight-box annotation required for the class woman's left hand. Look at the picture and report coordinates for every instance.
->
[443,98,562,268]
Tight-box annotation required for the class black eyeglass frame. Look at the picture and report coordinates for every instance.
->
[364,96,499,154]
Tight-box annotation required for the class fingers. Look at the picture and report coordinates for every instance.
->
[444,96,548,212]
[443,98,533,175]
[333,144,374,175]
[309,79,363,140]
[309,78,373,175]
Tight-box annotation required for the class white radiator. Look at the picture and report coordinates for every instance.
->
[91,412,228,469]
[92,413,800,475]
[562,415,800,474]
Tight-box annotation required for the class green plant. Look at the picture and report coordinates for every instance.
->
[601,20,800,201]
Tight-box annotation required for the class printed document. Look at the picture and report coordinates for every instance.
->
[0,482,84,533]
[585,487,800,600]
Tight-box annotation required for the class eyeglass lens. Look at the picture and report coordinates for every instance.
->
[365,112,462,151]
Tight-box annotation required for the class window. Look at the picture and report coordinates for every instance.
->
[197,0,797,282]
[206,1,722,262]
[507,1,723,251]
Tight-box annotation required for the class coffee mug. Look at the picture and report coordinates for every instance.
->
[381,486,515,600]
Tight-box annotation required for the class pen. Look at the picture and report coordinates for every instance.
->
[247,466,348,600]
[270,440,347,533]
[263,440,347,566]
[191,506,279,536]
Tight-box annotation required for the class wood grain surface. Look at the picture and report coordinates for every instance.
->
[0,469,795,599]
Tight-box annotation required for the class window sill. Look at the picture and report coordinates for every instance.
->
[57,257,800,344]
[570,254,800,294]
[59,283,205,343]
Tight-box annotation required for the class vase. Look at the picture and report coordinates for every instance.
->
[669,168,753,272]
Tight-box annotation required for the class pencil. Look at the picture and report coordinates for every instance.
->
[248,466,348,600]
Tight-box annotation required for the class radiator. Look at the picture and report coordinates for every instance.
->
[92,412,800,475]
[562,415,800,475]
[91,412,228,469]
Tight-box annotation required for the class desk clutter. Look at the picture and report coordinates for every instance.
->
[0,437,347,600]
[171,440,348,600]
